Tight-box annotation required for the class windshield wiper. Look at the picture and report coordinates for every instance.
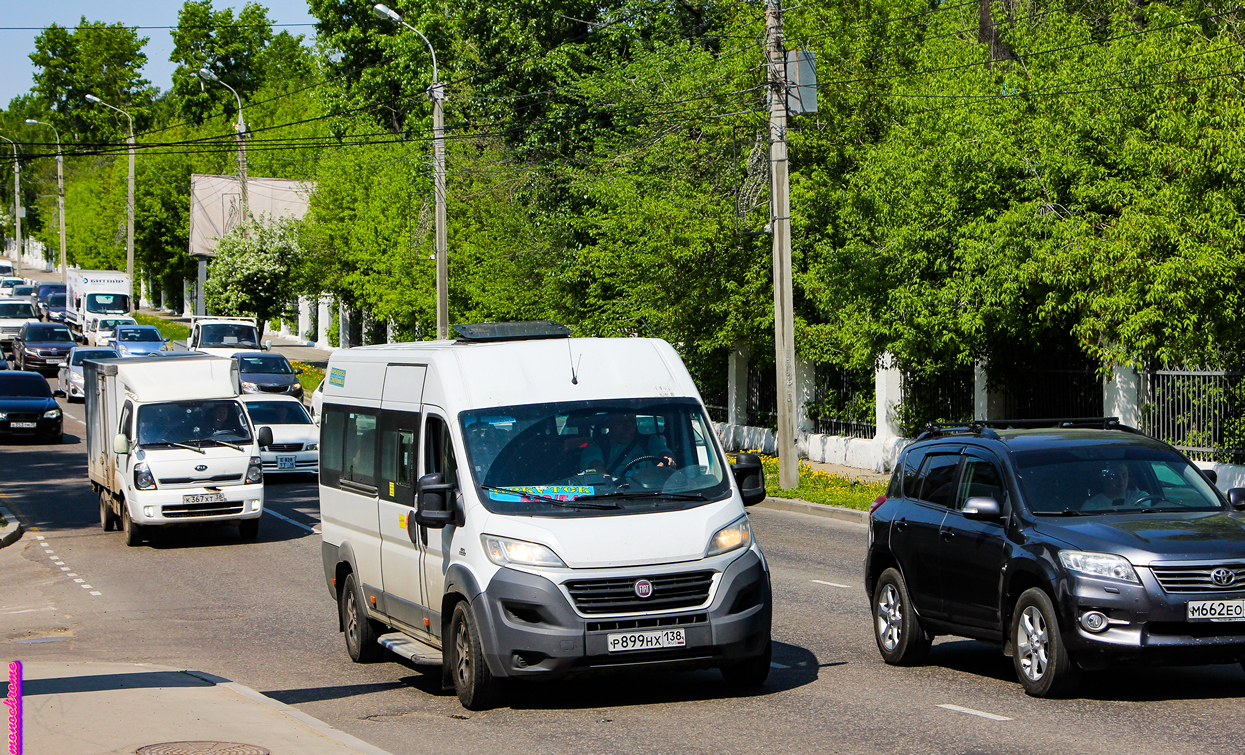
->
[143,441,205,454]
[576,490,709,502]
[1034,509,1085,516]
[480,485,620,510]
[207,438,245,452]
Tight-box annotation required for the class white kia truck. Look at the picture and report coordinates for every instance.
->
[319,321,771,710]
[85,352,271,546]
[66,269,131,333]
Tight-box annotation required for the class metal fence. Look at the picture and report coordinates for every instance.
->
[898,368,974,436]
[811,364,875,439]
[747,363,778,430]
[1144,369,1245,463]
[1002,368,1103,421]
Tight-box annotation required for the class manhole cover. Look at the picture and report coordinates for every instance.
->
[136,744,270,755]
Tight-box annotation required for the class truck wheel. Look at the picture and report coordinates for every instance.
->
[238,518,259,541]
[1012,587,1081,698]
[99,490,117,532]
[450,601,500,710]
[721,638,771,688]
[121,504,144,547]
[873,567,932,666]
[340,572,382,663]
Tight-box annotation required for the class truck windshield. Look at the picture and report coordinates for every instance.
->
[86,293,130,314]
[200,324,259,348]
[136,400,252,448]
[0,303,35,318]
[1014,444,1225,515]
[461,397,729,517]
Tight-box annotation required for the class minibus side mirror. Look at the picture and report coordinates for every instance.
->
[962,496,1002,521]
[1228,488,1245,511]
[732,453,766,507]
[257,426,273,449]
[416,473,456,528]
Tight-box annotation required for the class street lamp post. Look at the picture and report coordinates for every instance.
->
[85,95,135,312]
[197,68,250,318]
[373,3,448,340]
[25,119,65,287]
[0,136,19,277]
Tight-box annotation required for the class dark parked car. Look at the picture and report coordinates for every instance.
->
[866,418,1245,698]
[40,292,68,323]
[35,282,65,305]
[0,371,62,443]
[233,352,304,398]
[12,285,36,303]
[13,323,75,373]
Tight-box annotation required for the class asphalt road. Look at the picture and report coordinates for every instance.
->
[4,395,1245,754]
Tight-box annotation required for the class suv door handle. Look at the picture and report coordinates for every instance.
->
[894,518,908,532]
[940,530,955,541]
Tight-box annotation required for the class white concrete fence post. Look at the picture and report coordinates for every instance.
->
[875,353,903,442]
[315,296,332,351]
[297,297,312,345]
[727,339,749,427]
[1104,365,1144,428]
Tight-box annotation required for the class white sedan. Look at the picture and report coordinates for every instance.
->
[58,346,119,401]
[241,394,319,475]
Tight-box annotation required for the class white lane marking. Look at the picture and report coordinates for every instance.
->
[265,508,317,533]
[63,414,86,427]
[35,536,44,540]
[73,579,84,583]
[811,580,852,589]
[937,704,1013,721]
[89,591,101,596]
[80,585,93,589]
[40,542,50,547]
[2,609,40,615]
[67,573,77,577]
[59,567,69,571]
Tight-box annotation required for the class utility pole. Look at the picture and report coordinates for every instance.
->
[0,136,19,277]
[28,120,66,287]
[767,0,799,490]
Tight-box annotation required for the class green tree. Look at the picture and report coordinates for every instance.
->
[204,216,304,334]
[169,1,279,123]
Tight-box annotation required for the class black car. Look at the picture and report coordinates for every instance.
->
[233,352,304,398]
[0,371,62,443]
[866,418,1245,698]
[35,283,65,306]
[13,323,75,373]
[40,292,68,323]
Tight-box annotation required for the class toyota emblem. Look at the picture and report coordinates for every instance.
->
[634,579,654,599]
[1212,567,1237,587]
[194,464,208,472]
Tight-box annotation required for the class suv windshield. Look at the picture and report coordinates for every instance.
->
[86,293,130,314]
[136,400,252,447]
[244,400,311,425]
[0,303,35,318]
[27,327,72,342]
[1014,443,1224,515]
[200,324,259,348]
[238,355,292,374]
[461,398,728,517]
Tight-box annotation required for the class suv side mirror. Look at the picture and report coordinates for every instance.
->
[962,496,1002,521]
[257,426,274,449]
[112,433,130,455]
[416,473,456,528]
[1228,488,1245,511]
[732,453,766,507]
[1203,468,1218,486]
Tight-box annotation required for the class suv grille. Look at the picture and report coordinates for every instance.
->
[1151,564,1245,593]
[267,443,302,452]
[565,571,714,614]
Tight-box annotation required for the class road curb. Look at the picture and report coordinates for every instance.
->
[757,496,869,525]
[0,504,23,549]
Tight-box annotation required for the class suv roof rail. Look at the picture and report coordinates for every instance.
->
[917,416,1144,442]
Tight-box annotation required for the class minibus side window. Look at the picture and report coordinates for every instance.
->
[320,406,345,487]
[379,410,418,504]
[425,416,459,488]
[343,411,378,487]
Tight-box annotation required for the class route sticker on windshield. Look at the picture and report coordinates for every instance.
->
[329,368,346,387]
[488,485,594,502]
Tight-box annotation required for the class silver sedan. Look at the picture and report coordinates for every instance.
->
[58,346,119,401]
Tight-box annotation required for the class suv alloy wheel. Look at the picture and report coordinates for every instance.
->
[1011,588,1081,697]
[873,567,931,665]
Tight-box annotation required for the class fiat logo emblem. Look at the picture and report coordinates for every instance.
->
[195,464,208,471]
[634,579,654,598]
[1212,568,1237,587]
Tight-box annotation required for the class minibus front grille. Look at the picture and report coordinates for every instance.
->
[565,571,714,614]
[587,613,708,632]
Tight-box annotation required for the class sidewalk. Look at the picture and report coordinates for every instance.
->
[6,661,393,755]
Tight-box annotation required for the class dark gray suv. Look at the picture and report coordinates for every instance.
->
[865,418,1245,697]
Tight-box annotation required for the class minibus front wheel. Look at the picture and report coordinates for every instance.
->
[450,602,501,710]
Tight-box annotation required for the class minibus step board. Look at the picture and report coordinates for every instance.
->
[378,633,443,666]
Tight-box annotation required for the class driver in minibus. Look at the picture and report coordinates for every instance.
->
[581,413,675,478]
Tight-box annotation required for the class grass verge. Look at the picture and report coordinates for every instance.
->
[291,361,324,395]
[133,312,190,342]
[731,452,888,511]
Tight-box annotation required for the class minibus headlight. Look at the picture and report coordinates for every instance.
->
[482,535,566,568]
[707,516,753,557]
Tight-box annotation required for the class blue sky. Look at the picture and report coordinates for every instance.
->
[0,1,319,107]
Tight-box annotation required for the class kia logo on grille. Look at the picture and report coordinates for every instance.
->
[1212,568,1237,587]
[634,579,654,599]
[195,465,208,472]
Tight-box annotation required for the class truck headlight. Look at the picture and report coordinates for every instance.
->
[482,535,566,568]
[246,456,263,484]
[134,462,156,490]
[707,516,753,557]
[1059,551,1140,583]
[43,408,61,419]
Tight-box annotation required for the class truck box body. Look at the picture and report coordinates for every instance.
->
[66,269,131,331]
[85,353,267,543]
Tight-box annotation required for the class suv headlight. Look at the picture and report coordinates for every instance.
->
[482,535,566,568]
[1059,551,1139,583]
[707,516,753,557]
[43,408,61,419]
[134,462,156,490]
